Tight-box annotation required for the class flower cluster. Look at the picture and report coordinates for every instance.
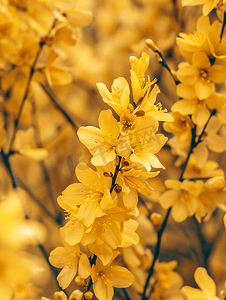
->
[48,53,172,300]
[159,11,226,224]
[0,0,92,162]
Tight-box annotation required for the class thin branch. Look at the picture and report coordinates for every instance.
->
[17,177,59,224]
[141,207,172,300]
[31,97,62,219]
[0,148,66,294]
[146,39,180,85]
[220,11,226,40]
[122,288,132,300]
[38,243,68,296]
[172,0,180,22]
[40,83,78,132]
[179,125,196,181]
[195,109,216,146]
[141,107,216,298]
[8,18,57,153]
[0,149,17,188]
[110,156,122,193]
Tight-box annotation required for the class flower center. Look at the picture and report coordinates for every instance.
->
[112,86,123,99]
[200,68,209,81]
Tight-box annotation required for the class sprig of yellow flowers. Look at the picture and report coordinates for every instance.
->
[48,53,172,300]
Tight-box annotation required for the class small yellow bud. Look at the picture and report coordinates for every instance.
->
[75,276,86,286]
[146,39,159,52]
[224,214,226,228]
[84,291,93,300]
[151,213,163,226]
[69,289,83,300]
[54,291,67,300]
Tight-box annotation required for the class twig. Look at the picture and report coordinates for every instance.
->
[8,18,57,153]
[38,243,68,295]
[141,108,216,298]
[172,0,180,22]
[0,149,17,188]
[146,39,180,85]
[31,97,62,219]
[17,177,59,224]
[0,148,66,294]
[179,125,196,181]
[110,156,122,193]
[220,11,226,40]
[195,109,216,146]
[141,207,172,300]
[122,288,131,300]
[40,83,78,132]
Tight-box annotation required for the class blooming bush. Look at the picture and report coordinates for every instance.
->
[0,1,226,300]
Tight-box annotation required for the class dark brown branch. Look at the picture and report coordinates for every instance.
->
[110,156,122,193]
[8,19,57,153]
[220,11,226,40]
[141,207,172,300]
[17,177,60,224]
[40,83,78,132]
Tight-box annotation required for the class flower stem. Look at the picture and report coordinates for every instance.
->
[110,156,122,193]
[40,83,78,132]
[220,11,226,40]
[141,207,171,300]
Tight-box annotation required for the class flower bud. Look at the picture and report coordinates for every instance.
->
[150,213,163,226]
[84,291,93,299]
[54,291,67,300]
[75,276,86,286]
[69,290,83,300]
[146,39,159,52]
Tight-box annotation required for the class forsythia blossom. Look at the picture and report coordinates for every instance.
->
[48,53,171,300]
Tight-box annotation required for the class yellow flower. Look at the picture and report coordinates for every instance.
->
[128,117,167,171]
[49,238,91,289]
[10,40,40,66]
[195,176,226,222]
[164,112,194,142]
[91,254,134,300]
[154,260,183,290]
[183,153,225,179]
[168,135,191,166]
[60,207,85,246]
[182,267,220,300]
[159,179,202,222]
[176,15,212,61]
[97,77,130,117]
[57,163,113,228]
[12,127,48,161]
[120,109,137,135]
[206,92,226,125]
[41,290,83,300]
[203,116,226,153]
[133,84,174,122]
[173,84,210,127]
[78,109,131,166]
[177,51,226,99]
[130,52,155,105]
[44,50,73,86]
[181,0,221,16]
[114,160,159,209]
